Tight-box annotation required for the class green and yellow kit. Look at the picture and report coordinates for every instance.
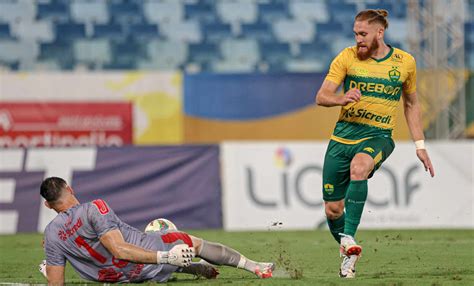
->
[322,45,417,201]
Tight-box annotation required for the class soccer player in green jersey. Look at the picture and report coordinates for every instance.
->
[315,9,435,278]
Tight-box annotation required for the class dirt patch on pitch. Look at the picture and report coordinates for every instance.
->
[273,239,304,279]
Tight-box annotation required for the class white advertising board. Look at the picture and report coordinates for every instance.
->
[221,141,473,230]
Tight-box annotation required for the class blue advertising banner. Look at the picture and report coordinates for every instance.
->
[184,73,324,120]
[0,146,222,233]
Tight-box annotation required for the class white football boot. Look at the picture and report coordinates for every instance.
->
[339,254,359,278]
[339,233,362,256]
[254,262,275,278]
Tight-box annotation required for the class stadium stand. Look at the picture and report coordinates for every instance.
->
[143,0,183,24]
[0,0,471,73]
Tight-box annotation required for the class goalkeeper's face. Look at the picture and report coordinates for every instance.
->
[353,20,383,61]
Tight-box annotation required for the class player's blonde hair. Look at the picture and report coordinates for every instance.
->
[355,9,389,29]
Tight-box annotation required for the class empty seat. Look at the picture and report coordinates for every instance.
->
[93,24,124,40]
[330,37,354,55]
[389,41,403,50]
[0,40,38,63]
[0,62,17,70]
[316,22,345,41]
[160,21,202,43]
[217,0,258,24]
[145,39,188,68]
[13,21,54,43]
[0,0,36,23]
[109,40,144,69]
[258,2,289,23]
[39,41,74,69]
[55,23,86,42]
[300,42,332,63]
[73,39,111,65]
[468,3,474,22]
[189,42,219,64]
[143,0,183,24]
[203,23,232,43]
[0,24,11,39]
[273,19,315,43]
[468,52,474,70]
[70,0,109,24]
[242,22,275,43]
[299,42,333,70]
[260,42,292,65]
[220,38,259,64]
[185,3,217,24]
[289,0,330,23]
[386,19,407,44]
[130,23,160,41]
[465,23,474,45]
[37,2,69,22]
[109,2,143,25]
[328,3,356,25]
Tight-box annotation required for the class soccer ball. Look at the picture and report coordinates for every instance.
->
[144,218,178,233]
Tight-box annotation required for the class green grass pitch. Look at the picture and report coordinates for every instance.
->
[0,229,473,285]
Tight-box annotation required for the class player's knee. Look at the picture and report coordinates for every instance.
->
[350,154,374,180]
[350,163,371,180]
[190,236,203,254]
[325,204,344,220]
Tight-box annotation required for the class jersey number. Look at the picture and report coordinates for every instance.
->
[74,236,132,282]
[74,236,129,267]
[74,236,107,264]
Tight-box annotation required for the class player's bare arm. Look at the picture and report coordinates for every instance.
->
[100,229,158,263]
[100,229,195,266]
[316,80,361,107]
[402,91,435,177]
[45,265,65,286]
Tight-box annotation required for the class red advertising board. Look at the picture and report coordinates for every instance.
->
[0,103,132,147]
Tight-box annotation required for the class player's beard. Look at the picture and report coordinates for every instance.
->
[357,38,379,61]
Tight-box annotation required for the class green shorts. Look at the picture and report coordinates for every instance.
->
[322,136,395,202]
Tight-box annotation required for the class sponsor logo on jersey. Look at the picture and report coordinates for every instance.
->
[64,215,73,227]
[98,267,123,282]
[352,67,369,76]
[127,264,144,280]
[324,183,334,195]
[363,147,375,153]
[58,218,83,241]
[349,80,401,96]
[388,67,401,82]
[93,199,110,215]
[343,107,392,124]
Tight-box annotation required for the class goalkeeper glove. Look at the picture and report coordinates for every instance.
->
[157,244,195,267]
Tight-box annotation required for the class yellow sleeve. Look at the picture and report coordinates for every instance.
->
[403,55,417,94]
[324,48,349,86]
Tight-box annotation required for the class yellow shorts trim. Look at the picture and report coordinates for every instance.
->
[330,135,372,145]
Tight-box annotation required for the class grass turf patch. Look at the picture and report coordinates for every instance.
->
[0,229,473,285]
